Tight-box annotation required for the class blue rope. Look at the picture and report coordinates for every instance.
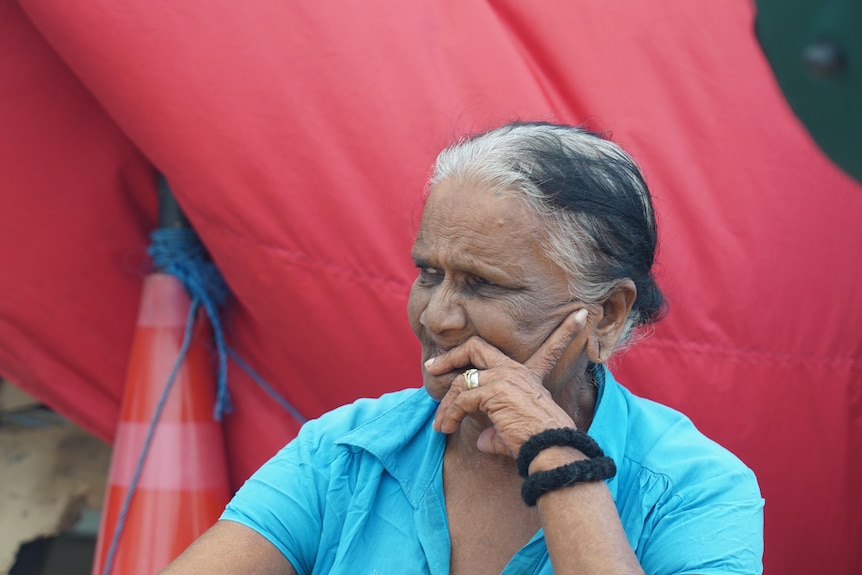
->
[100,225,306,574]
[101,300,199,575]
[149,227,233,420]
[227,347,307,424]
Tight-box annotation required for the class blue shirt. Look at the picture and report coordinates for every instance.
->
[222,370,764,574]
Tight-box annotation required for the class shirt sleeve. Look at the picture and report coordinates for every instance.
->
[220,419,332,575]
[637,462,765,575]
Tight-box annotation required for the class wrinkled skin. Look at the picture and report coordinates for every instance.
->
[408,178,630,458]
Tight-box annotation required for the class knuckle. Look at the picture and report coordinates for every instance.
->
[465,335,484,353]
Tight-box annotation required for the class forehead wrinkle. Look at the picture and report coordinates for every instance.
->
[415,215,538,283]
[415,179,552,282]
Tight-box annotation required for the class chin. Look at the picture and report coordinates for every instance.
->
[422,370,454,401]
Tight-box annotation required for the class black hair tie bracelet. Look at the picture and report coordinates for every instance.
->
[517,428,617,507]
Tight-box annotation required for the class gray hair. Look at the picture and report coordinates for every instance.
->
[429,122,665,348]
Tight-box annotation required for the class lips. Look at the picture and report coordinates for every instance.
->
[426,339,479,371]
[423,341,451,364]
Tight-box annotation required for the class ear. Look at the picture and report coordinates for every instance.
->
[585,279,637,364]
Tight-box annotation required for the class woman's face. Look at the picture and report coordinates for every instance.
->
[408,179,587,401]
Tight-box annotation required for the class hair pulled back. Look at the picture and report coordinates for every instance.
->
[430,122,666,346]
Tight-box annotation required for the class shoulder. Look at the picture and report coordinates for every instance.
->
[592,369,762,518]
[615,383,759,502]
[594,372,763,572]
[281,387,436,464]
[302,387,429,435]
[224,387,436,517]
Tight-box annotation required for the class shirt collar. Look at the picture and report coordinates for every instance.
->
[336,387,444,507]
[586,366,629,500]
[335,367,629,506]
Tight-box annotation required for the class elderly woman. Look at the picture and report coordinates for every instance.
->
[161,122,763,574]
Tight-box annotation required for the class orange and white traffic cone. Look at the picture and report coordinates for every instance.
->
[91,272,231,575]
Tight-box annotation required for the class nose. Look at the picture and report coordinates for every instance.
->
[419,280,468,335]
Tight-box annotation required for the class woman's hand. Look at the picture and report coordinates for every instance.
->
[428,309,589,458]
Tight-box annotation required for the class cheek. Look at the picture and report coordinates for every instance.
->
[469,300,546,360]
[480,299,572,362]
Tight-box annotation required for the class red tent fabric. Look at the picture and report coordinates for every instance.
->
[1,0,860,572]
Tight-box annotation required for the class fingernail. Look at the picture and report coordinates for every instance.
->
[424,357,436,368]
[575,309,588,324]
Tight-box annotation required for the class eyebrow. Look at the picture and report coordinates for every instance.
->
[410,242,428,265]
[411,244,525,285]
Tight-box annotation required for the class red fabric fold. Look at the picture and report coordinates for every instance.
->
[2,1,860,571]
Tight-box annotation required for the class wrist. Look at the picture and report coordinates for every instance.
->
[527,446,587,474]
[516,428,605,478]
[517,428,616,507]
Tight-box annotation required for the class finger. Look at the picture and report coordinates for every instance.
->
[432,374,464,432]
[431,366,474,432]
[434,372,515,434]
[434,389,474,434]
[436,379,573,453]
[476,426,502,455]
[423,335,514,376]
[523,308,589,378]
[433,365,497,433]
[475,426,519,457]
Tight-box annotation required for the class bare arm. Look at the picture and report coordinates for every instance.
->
[158,520,297,575]
[530,446,644,574]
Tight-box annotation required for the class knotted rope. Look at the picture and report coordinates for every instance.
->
[102,224,305,575]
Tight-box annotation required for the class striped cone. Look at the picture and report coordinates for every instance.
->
[92,273,232,575]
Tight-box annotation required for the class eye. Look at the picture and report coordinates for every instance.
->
[415,265,441,285]
[467,274,497,289]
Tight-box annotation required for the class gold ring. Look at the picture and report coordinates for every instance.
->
[463,368,480,390]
